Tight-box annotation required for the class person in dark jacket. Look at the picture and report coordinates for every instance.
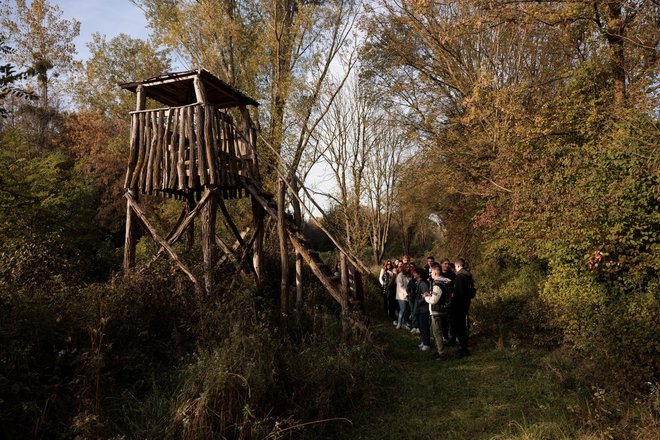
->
[406,271,419,334]
[439,258,456,345]
[452,258,473,357]
[422,256,435,282]
[412,267,431,351]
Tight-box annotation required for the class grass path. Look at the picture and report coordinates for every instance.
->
[342,314,586,440]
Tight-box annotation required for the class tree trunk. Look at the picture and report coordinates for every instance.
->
[605,1,626,106]
[201,190,216,295]
[277,178,289,322]
[292,181,304,311]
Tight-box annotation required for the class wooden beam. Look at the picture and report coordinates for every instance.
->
[126,192,199,288]
[214,192,246,248]
[216,227,252,269]
[123,189,138,272]
[201,189,216,294]
[193,75,207,103]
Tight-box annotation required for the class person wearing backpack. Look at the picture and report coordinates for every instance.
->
[452,258,475,357]
[425,263,452,360]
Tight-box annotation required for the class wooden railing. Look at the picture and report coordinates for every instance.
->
[123,103,257,197]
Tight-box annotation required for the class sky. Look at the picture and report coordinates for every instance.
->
[56,0,150,61]
[52,0,335,211]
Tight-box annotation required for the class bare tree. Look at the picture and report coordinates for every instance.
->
[319,75,407,261]
[364,116,404,264]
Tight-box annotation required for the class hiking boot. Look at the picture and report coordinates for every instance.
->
[456,349,471,358]
[434,353,447,360]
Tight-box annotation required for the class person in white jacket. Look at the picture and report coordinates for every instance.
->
[378,261,394,317]
[425,264,452,360]
[394,263,410,329]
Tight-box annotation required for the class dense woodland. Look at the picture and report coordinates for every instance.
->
[0,0,658,438]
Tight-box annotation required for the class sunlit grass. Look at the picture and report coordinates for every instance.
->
[342,314,586,440]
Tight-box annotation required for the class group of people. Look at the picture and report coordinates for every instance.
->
[378,256,476,360]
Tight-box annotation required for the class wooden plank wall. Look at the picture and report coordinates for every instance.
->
[124,104,255,199]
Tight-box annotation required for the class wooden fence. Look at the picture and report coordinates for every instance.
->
[123,103,257,199]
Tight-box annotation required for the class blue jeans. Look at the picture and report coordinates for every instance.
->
[397,300,408,326]
[408,300,418,328]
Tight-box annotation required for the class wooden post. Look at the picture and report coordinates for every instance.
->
[123,189,138,271]
[124,85,146,274]
[193,74,207,103]
[201,188,216,295]
[278,178,289,322]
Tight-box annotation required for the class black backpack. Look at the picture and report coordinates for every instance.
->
[468,277,477,299]
[406,278,417,299]
[431,279,452,314]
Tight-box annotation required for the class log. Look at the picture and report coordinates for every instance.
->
[177,107,186,190]
[214,192,246,248]
[215,234,238,264]
[204,105,217,185]
[140,112,152,192]
[135,84,146,111]
[187,106,196,189]
[145,111,158,194]
[225,120,236,187]
[218,113,227,187]
[130,112,146,189]
[153,109,164,190]
[201,189,216,294]
[194,104,207,186]
[215,227,251,268]
[162,109,173,188]
[193,75,207,103]
[168,108,179,189]
[124,113,139,188]
[123,189,138,271]
[288,233,341,305]
[144,190,215,265]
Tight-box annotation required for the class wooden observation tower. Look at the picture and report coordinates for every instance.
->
[120,69,264,293]
[120,69,368,313]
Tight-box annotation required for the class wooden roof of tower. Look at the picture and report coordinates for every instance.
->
[119,69,259,108]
